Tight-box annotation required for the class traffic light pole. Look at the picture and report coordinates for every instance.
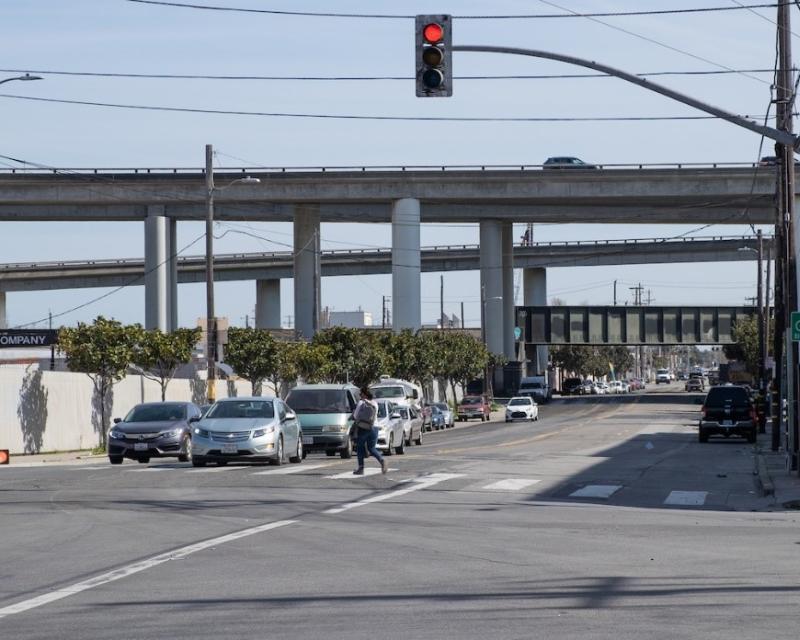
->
[452,45,798,149]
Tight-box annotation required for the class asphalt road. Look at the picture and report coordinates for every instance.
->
[2,384,798,640]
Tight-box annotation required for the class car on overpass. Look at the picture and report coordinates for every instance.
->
[542,156,597,170]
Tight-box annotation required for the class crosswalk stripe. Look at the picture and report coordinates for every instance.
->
[185,465,241,473]
[482,478,541,491]
[664,490,707,506]
[252,463,334,476]
[569,484,622,499]
[325,467,394,479]
[324,473,464,514]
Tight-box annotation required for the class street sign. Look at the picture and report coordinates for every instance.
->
[0,329,58,348]
[792,312,800,341]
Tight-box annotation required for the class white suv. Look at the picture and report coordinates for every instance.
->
[655,369,671,384]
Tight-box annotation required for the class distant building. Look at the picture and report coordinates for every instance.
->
[322,309,373,329]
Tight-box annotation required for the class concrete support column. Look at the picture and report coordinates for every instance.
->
[256,279,282,328]
[293,204,321,339]
[144,205,169,331]
[168,218,178,331]
[523,267,548,375]
[501,222,515,361]
[392,198,421,332]
[480,220,503,355]
[0,292,6,329]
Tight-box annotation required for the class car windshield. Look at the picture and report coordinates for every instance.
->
[509,398,530,406]
[285,389,350,413]
[372,386,405,399]
[461,397,481,404]
[206,401,274,419]
[376,403,388,418]
[431,406,442,415]
[521,382,543,389]
[124,404,186,422]
[432,403,448,411]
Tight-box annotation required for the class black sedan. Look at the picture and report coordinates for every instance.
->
[107,402,203,464]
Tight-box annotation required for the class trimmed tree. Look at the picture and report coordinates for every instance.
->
[224,327,279,395]
[133,327,201,401]
[58,316,138,447]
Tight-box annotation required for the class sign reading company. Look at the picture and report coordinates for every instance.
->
[0,329,59,348]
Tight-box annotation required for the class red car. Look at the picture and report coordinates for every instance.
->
[457,395,491,422]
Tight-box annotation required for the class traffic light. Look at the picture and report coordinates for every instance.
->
[415,14,452,97]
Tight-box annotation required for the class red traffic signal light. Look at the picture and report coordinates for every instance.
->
[415,15,452,97]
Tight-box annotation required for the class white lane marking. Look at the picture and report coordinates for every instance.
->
[252,463,333,476]
[0,519,296,620]
[125,464,192,472]
[325,467,394,479]
[664,490,707,506]
[185,465,241,473]
[324,473,463,515]
[570,484,622,499]
[482,478,541,491]
[66,466,118,471]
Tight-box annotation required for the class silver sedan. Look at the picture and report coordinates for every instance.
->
[191,397,303,467]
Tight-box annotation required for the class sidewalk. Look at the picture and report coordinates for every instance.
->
[6,450,105,466]
[754,429,800,509]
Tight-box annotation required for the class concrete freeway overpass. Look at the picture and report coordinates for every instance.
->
[0,163,781,356]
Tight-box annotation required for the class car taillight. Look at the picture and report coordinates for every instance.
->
[701,406,707,418]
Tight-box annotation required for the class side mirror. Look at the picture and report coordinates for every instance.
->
[285,411,296,421]
[189,415,201,423]
[391,412,401,419]
[413,389,419,399]
[113,417,122,424]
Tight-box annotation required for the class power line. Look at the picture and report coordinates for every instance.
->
[0,67,780,81]
[125,0,791,20]
[0,93,779,122]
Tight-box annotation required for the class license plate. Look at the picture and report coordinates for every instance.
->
[302,436,314,445]
[722,420,733,426]
[134,443,149,451]
[221,443,238,454]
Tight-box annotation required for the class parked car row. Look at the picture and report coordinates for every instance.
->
[107,382,525,466]
[560,378,645,395]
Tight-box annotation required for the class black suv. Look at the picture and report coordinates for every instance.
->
[562,377,585,396]
[698,385,756,443]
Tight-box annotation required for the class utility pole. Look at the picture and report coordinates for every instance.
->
[461,301,465,329]
[205,144,217,404]
[440,274,445,330]
[613,280,617,306]
[776,2,796,463]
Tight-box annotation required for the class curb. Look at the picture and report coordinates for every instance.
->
[755,451,775,497]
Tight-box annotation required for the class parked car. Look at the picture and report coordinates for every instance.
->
[562,377,585,396]
[457,395,491,422]
[394,404,423,446]
[581,380,595,394]
[431,402,455,428]
[590,382,605,395]
[699,385,757,443]
[505,396,539,422]
[608,381,624,394]
[107,401,202,465]
[656,369,671,384]
[373,400,405,455]
[191,397,303,466]
[542,156,597,169]
[284,384,360,458]
[430,405,447,431]
[686,377,705,392]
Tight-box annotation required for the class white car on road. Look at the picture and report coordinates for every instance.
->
[374,400,406,455]
[505,396,539,422]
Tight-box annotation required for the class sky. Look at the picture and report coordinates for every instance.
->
[0,0,787,330]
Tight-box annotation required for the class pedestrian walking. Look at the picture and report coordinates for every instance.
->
[352,387,388,475]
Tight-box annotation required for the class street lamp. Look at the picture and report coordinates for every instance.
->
[738,230,765,396]
[205,143,260,403]
[0,73,42,86]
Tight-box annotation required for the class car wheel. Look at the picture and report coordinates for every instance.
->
[698,430,709,443]
[270,436,285,466]
[405,431,412,446]
[340,437,353,459]
[137,456,150,464]
[385,434,394,456]
[289,436,303,463]
[326,450,337,457]
[414,427,423,446]
[177,435,192,463]
[108,455,123,465]
[395,437,405,455]
[192,456,207,467]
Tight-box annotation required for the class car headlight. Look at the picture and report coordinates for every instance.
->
[193,427,209,437]
[322,425,347,432]
[159,428,183,438]
[252,425,276,438]
[108,429,124,440]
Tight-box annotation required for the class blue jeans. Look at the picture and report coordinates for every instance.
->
[356,426,384,468]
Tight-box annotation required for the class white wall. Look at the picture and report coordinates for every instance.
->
[0,366,252,455]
